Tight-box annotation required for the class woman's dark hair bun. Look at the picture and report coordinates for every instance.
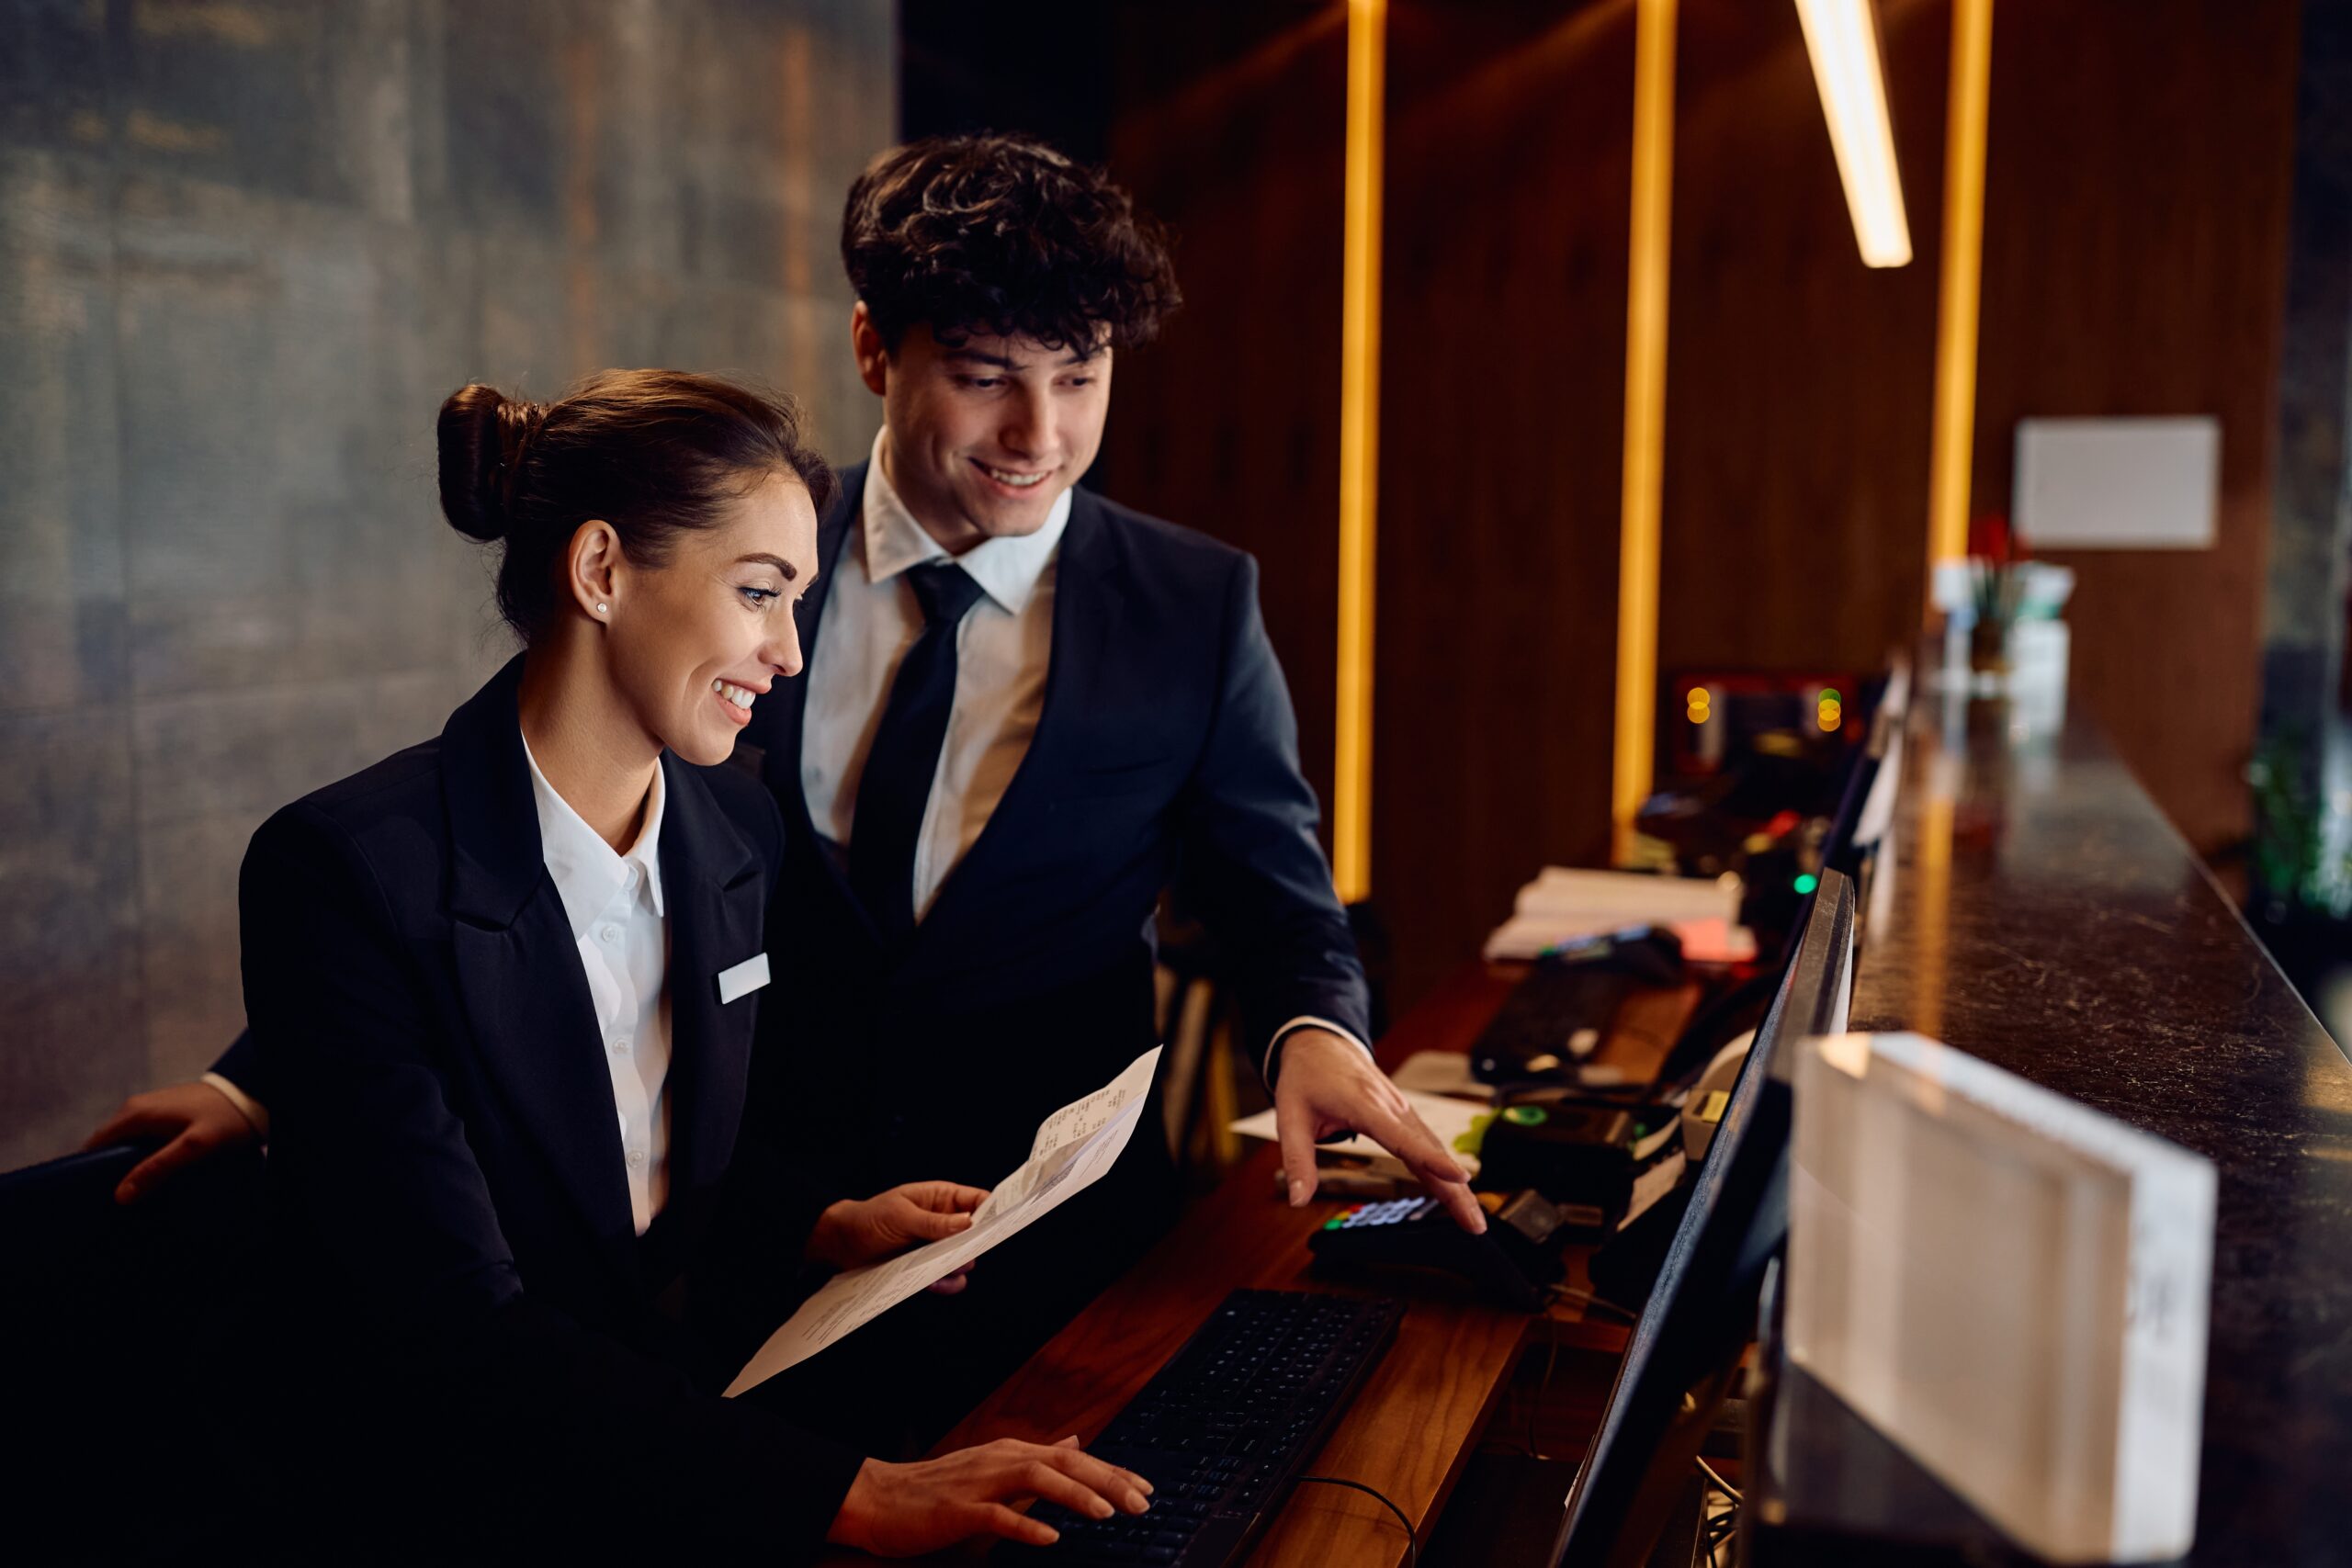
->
[429,368,833,642]
[437,383,547,544]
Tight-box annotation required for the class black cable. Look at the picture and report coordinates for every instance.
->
[1525,1335,1565,1460]
[1698,1459,1742,1568]
[1544,1282,1643,1325]
[1295,1475,1419,1567]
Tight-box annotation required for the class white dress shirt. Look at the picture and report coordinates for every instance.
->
[524,737,672,1236]
[800,432,1372,1082]
[800,430,1070,921]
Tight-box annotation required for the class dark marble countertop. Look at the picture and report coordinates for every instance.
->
[1768,677,2352,1566]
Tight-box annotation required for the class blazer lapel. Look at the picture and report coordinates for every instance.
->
[658,753,767,1205]
[750,462,861,846]
[442,658,639,1282]
[910,487,1127,967]
[752,463,882,949]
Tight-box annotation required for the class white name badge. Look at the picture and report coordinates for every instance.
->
[716,953,772,1005]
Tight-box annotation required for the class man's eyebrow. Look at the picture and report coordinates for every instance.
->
[943,345,1103,369]
[736,552,798,581]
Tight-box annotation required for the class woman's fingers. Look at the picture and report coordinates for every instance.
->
[905,1179,991,1213]
[925,1263,974,1295]
[1012,1459,1119,1520]
[116,1129,214,1205]
[1043,1446,1152,1512]
[84,1102,165,1150]
[964,1501,1059,1547]
[901,1202,976,1241]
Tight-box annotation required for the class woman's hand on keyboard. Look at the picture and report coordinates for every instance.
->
[825,1436,1154,1554]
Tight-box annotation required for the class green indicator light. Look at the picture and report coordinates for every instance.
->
[1793,874,1820,895]
[1324,1217,1345,1230]
[1821,688,1841,704]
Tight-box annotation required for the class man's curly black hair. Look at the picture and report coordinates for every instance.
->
[841,133,1181,355]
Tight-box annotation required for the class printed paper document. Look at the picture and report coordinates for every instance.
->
[724,1046,1163,1396]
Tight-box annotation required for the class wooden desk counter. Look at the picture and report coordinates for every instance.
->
[820,964,1690,1567]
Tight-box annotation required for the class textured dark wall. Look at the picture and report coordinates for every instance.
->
[0,0,893,1169]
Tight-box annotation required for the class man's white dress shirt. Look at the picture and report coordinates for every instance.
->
[799,431,1070,922]
[524,737,672,1236]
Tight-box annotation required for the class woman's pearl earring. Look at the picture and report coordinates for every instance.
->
[595,603,608,615]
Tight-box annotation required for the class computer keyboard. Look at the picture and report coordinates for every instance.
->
[999,1288,1404,1565]
[1470,952,1647,1084]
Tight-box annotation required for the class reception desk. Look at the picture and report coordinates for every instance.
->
[1756,680,2352,1566]
[815,675,2352,1566]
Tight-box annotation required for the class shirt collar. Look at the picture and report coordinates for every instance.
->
[863,427,1071,615]
[520,733,666,939]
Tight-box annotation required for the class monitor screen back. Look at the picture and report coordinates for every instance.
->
[1550,870,1855,1567]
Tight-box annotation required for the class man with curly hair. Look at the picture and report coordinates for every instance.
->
[96,133,1477,1452]
[740,134,1485,1438]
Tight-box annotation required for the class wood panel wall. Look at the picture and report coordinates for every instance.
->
[1097,5,1351,824]
[1371,0,1637,1008]
[1657,0,1949,682]
[1086,0,2301,1010]
[1968,0,2301,861]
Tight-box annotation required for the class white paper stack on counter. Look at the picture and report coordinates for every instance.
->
[1788,1032,2215,1563]
[1228,1089,1489,1186]
[1482,867,1752,963]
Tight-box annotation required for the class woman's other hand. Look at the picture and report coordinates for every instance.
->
[825,1436,1152,1555]
[85,1080,260,1205]
[805,1179,990,1287]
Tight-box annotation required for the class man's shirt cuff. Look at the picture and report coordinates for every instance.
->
[1261,1016,1374,1088]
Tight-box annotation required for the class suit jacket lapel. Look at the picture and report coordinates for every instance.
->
[658,753,766,1206]
[751,463,881,948]
[442,658,639,1285]
[910,487,1127,966]
[751,461,861,844]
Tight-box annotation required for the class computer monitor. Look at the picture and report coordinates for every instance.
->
[1549,869,1857,1568]
[1816,743,1882,887]
[1848,652,1908,857]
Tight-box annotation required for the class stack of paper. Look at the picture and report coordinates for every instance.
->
[1228,1089,1490,1184]
[1483,868,1748,962]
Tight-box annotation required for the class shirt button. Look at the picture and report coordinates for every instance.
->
[627,1149,646,1168]
[611,1036,632,1055]
[600,924,620,944]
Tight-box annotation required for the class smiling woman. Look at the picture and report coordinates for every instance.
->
[214,367,1159,1559]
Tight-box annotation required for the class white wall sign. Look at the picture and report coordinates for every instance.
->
[2014,417,2219,550]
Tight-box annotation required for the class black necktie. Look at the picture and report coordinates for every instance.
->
[849,559,988,943]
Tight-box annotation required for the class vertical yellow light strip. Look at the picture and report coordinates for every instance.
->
[1612,0,1678,864]
[1926,0,1995,578]
[1334,0,1385,904]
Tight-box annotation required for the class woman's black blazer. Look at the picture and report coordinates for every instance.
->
[240,655,860,1561]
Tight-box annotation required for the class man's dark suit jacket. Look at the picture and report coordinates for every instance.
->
[239,657,861,1562]
[744,464,1372,1210]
